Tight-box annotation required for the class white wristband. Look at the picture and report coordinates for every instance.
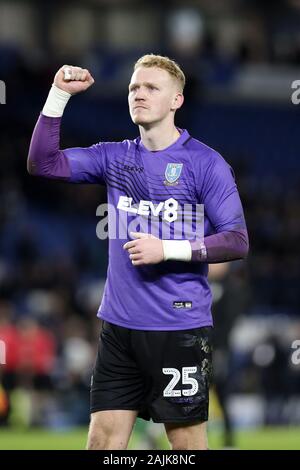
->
[162,240,192,262]
[42,85,71,117]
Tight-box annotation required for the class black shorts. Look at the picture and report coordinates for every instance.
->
[90,321,213,423]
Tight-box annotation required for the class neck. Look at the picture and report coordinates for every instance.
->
[139,121,180,151]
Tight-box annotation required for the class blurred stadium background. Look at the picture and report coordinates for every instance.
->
[0,0,300,450]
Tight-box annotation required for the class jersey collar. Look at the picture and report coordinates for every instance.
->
[135,128,190,154]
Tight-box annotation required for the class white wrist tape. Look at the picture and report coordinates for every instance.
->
[162,240,192,262]
[42,85,71,117]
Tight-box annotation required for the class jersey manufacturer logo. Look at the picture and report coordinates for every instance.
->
[123,164,144,173]
[164,163,183,186]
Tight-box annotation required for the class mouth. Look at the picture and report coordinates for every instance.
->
[134,105,148,110]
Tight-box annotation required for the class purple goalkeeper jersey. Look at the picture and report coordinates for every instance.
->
[28,116,248,330]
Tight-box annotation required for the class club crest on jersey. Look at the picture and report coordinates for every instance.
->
[164,163,183,186]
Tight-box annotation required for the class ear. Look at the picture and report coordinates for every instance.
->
[171,92,184,111]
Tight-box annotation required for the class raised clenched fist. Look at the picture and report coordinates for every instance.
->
[54,65,95,95]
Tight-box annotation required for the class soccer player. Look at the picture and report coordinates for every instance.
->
[28,54,249,450]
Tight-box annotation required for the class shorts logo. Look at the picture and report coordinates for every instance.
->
[164,163,183,186]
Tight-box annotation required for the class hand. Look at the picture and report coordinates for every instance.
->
[53,65,95,95]
[123,232,164,266]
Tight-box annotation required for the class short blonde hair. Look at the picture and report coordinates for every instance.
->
[134,54,185,92]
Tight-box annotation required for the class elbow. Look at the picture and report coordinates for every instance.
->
[239,230,250,260]
[26,151,71,180]
[27,158,34,175]
[227,228,249,261]
[243,242,250,259]
[27,157,39,176]
[240,245,249,260]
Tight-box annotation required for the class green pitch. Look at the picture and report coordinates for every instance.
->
[0,426,299,450]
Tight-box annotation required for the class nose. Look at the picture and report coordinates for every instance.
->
[134,87,146,101]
